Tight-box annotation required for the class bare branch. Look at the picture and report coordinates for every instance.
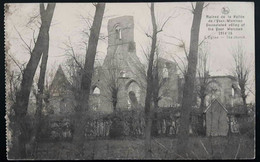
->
[7,54,24,73]
[140,44,150,63]
[80,14,93,30]
[157,16,172,33]
[32,29,36,44]
[231,42,250,105]
[26,13,40,27]
[199,33,215,46]
[203,3,210,9]
[163,34,189,59]
[14,26,32,54]
[191,2,195,12]
[63,37,84,70]
[168,52,187,76]
[145,32,153,39]
[178,7,194,14]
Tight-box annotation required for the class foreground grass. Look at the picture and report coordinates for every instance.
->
[34,135,254,160]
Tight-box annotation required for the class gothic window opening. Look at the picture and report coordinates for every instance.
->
[163,64,169,79]
[127,99,131,109]
[231,86,235,107]
[126,80,141,109]
[127,81,140,102]
[120,70,126,78]
[115,25,122,40]
[92,86,101,110]
[93,87,100,95]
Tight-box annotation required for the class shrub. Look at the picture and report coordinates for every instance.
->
[109,114,124,138]
[238,117,254,139]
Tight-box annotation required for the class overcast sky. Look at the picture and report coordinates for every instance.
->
[5,2,255,103]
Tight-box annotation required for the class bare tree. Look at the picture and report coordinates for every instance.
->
[6,55,25,104]
[144,3,171,158]
[137,46,170,137]
[138,3,174,158]
[143,3,157,158]
[107,73,120,111]
[73,3,105,158]
[164,35,189,77]
[176,2,204,157]
[79,3,106,111]
[151,49,171,136]
[197,42,211,110]
[9,3,55,159]
[231,43,250,106]
[31,10,52,157]
[103,47,121,112]
[63,38,85,106]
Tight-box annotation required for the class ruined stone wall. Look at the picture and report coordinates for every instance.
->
[178,76,243,107]
[207,77,242,107]
[90,16,145,113]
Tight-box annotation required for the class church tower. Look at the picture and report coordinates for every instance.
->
[99,16,146,112]
[103,16,137,70]
[107,16,135,46]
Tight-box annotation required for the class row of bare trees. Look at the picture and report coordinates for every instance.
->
[140,2,205,158]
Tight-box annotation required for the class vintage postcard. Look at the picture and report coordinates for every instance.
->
[5,2,255,160]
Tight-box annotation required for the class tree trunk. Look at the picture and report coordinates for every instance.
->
[79,3,105,111]
[73,3,105,158]
[112,88,118,111]
[177,2,204,158]
[152,63,159,137]
[10,3,55,159]
[240,86,247,106]
[113,99,117,112]
[144,3,157,159]
[32,28,50,157]
[200,94,206,110]
[242,97,246,107]
[151,100,159,136]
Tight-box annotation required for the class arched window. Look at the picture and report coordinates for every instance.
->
[93,87,100,95]
[115,25,122,40]
[126,81,141,105]
[162,64,169,79]
[232,87,235,97]
[127,99,131,109]
[120,70,126,78]
[231,86,235,107]
[92,87,101,110]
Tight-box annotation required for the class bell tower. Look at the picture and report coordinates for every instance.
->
[104,15,137,74]
[107,16,135,46]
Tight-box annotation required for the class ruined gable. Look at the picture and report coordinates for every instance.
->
[204,99,229,136]
[50,65,71,96]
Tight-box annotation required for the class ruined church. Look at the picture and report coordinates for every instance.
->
[48,16,242,115]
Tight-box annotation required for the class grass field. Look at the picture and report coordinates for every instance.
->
[34,135,254,160]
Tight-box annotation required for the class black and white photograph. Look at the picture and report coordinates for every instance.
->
[5,2,255,160]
